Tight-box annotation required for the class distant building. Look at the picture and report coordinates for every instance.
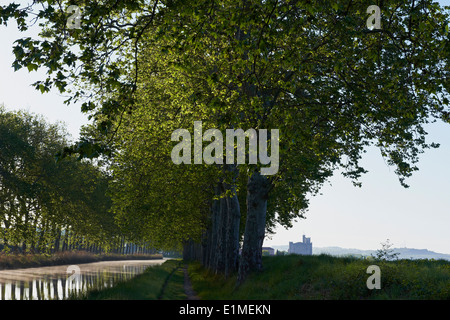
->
[289,235,312,255]
[262,247,275,256]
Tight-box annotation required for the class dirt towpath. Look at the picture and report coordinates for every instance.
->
[183,264,200,300]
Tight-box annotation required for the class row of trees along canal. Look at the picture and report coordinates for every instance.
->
[0,107,154,255]
[1,1,449,282]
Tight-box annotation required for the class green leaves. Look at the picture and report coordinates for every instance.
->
[0,107,115,253]
[3,0,450,248]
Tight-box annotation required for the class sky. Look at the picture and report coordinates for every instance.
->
[1,1,449,254]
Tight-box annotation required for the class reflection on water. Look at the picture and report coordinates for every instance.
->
[0,259,165,300]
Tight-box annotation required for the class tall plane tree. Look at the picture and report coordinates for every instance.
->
[2,0,449,282]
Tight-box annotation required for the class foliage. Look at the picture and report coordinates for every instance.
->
[1,0,450,279]
[104,0,450,252]
[0,106,120,253]
[188,255,450,300]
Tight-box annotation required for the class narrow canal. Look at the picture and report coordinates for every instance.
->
[0,259,166,300]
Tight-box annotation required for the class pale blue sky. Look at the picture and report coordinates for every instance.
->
[1,1,449,254]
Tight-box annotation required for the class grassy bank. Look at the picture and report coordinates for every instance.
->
[77,259,185,300]
[71,255,449,300]
[0,251,163,270]
[188,254,450,300]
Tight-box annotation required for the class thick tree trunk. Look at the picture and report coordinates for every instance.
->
[237,171,271,284]
[212,194,228,273]
[203,223,212,267]
[205,185,221,269]
[224,182,241,277]
[204,176,241,277]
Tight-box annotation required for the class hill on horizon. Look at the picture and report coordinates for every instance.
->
[270,245,450,261]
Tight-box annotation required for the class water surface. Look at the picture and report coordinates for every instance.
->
[0,259,166,300]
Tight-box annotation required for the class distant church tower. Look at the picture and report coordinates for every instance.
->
[288,235,312,255]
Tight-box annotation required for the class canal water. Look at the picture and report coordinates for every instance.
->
[0,259,166,300]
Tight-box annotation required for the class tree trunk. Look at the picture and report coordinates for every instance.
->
[224,181,241,277]
[212,194,228,273]
[205,184,220,270]
[203,228,211,267]
[203,209,214,268]
[61,229,68,252]
[37,222,46,253]
[19,197,29,253]
[237,171,271,284]
[183,239,202,261]
[120,237,125,254]
[53,227,61,253]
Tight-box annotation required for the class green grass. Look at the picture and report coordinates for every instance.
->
[160,265,188,300]
[188,254,450,300]
[73,255,449,300]
[77,259,186,300]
